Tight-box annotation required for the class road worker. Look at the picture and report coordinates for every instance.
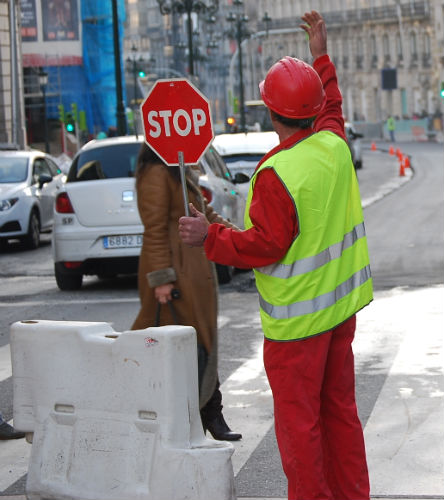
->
[179,10,373,500]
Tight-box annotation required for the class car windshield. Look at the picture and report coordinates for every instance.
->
[0,157,29,183]
[67,143,141,182]
[222,154,263,176]
[223,154,264,165]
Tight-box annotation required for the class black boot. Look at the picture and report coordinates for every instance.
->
[204,413,242,441]
[0,422,25,440]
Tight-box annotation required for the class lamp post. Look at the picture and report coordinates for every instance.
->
[156,0,219,77]
[111,0,127,136]
[38,69,49,153]
[226,0,250,133]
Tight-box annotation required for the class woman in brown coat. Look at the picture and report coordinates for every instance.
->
[131,143,241,441]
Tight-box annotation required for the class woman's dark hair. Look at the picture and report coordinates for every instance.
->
[270,110,315,129]
[135,142,180,189]
[135,142,199,195]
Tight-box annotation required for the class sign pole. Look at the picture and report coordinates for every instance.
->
[178,151,190,217]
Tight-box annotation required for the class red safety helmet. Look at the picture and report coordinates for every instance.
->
[259,56,326,119]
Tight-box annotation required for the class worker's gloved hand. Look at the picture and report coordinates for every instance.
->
[178,203,209,247]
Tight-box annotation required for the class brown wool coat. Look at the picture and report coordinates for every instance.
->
[131,162,232,408]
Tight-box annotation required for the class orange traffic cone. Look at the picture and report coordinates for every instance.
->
[399,156,405,176]
[371,142,377,151]
[389,145,395,155]
[396,148,402,159]
[403,155,411,168]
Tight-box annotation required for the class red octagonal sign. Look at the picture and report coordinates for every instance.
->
[140,79,214,166]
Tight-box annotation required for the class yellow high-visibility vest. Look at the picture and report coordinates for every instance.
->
[245,131,373,341]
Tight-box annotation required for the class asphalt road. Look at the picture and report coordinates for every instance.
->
[0,142,443,499]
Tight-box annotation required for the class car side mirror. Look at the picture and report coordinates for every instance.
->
[233,172,250,184]
[349,130,363,139]
[38,173,52,188]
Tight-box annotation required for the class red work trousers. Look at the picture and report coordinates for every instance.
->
[263,315,369,500]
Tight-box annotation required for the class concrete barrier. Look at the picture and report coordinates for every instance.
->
[11,320,235,500]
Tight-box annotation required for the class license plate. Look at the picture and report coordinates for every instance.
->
[103,234,143,249]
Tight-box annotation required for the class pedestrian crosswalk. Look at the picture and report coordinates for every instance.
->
[1,286,443,498]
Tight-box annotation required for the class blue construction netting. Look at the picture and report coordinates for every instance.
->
[46,0,127,135]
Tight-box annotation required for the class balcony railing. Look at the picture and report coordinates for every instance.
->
[257,1,429,32]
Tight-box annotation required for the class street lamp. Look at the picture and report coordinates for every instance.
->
[38,68,50,153]
[226,0,249,132]
[261,11,272,38]
[156,0,219,77]
[111,0,127,136]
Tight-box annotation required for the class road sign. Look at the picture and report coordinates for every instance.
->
[140,78,214,166]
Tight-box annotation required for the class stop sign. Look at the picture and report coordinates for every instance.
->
[140,79,214,166]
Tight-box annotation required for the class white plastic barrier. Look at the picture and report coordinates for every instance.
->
[11,320,235,500]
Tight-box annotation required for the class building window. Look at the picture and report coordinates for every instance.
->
[370,34,378,68]
[396,33,403,64]
[356,38,363,69]
[410,32,418,66]
[383,34,390,66]
[422,33,431,67]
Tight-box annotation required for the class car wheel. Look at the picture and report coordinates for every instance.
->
[55,264,83,291]
[0,238,9,251]
[22,211,40,249]
[216,263,234,284]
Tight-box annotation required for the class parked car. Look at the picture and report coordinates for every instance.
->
[52,136,245,290]
[345,122,364,169]
[0,148,64,249]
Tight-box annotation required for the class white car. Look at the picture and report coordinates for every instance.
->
[212,131,279,198]
[212,131,279,177]
[52,136,245,290]
[0,148,64,249]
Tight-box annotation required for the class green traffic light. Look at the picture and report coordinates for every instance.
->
[138,70,146,78]
[66,123,75,132]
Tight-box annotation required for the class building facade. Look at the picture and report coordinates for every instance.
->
[123,0,443,132]
[0,0,26,147]
[253,0,444,124]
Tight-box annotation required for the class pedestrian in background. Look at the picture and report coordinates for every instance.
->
[179,10,372,500]
[131,143,241,441]
[387,115,396,142]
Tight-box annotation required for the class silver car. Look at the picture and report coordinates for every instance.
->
[345,122,364,169]
[52,136,244,290]
[0,148,64,249]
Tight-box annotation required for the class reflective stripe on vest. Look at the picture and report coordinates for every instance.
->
[259,264,371,319]
[245,130,373,341]
[257,221,366,279]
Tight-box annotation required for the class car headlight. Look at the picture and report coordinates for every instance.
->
[0,197,19,211]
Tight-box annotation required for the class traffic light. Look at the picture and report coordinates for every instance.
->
[227,116,236,126]
[57,104,64,122]
[138,69,146,78]
[70,102,78,122]
[65,112,75,133]
[440,82,444,99]
[226,116,238,133]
